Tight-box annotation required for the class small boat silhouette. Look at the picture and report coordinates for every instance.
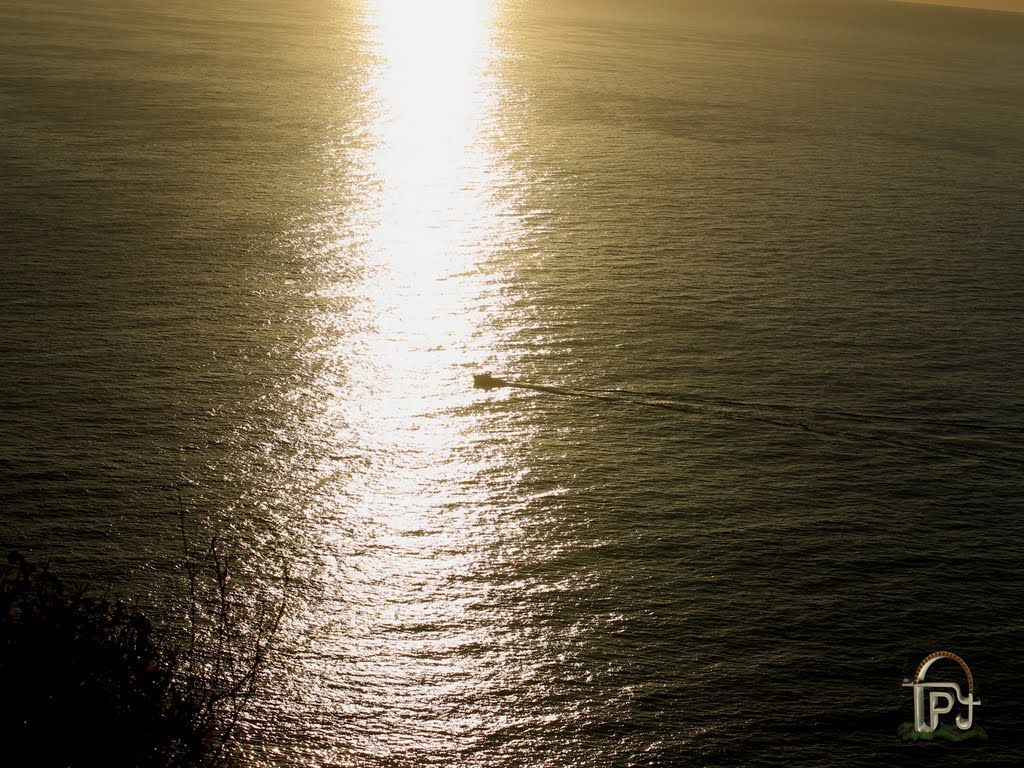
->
[473,373,505,390]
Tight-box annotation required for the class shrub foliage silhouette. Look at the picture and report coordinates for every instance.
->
[0,535,284,768]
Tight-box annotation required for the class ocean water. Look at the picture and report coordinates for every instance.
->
[2,0,1023,765]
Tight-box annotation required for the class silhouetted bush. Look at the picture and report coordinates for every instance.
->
[0,546,282,768]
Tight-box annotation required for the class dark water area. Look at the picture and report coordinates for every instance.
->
[2,0,1023,765]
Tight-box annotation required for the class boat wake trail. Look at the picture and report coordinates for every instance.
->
[479,377,1024,469]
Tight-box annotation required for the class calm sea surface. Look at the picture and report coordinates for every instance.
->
[2,0,1023,765]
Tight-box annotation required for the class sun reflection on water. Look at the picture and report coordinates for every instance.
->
[355,0,505,412]
[270,0,547,762]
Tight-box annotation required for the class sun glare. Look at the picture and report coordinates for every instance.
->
[293,4,522,755]
[353,0,502,405]
[367,0,497,243]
